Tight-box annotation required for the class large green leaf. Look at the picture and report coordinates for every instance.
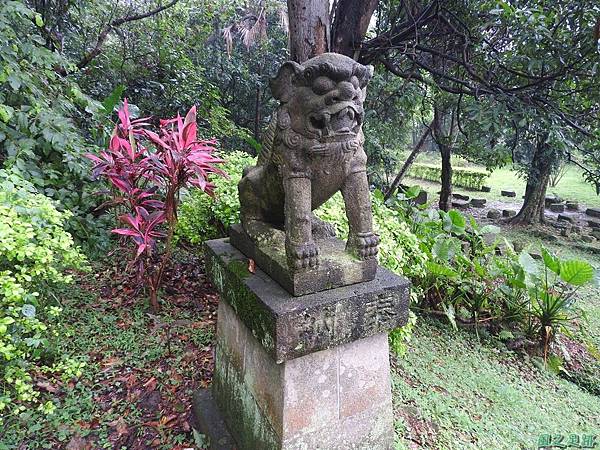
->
[101,84,126,114]
[541,247,560,275]
[518,252,539,275]
[559,260,594,286]
[432,235,461,261]
[426,261,459,278]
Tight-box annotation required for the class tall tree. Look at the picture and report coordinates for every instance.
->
[287,0,330,62]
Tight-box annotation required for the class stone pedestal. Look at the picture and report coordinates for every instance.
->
[193,238,410,450]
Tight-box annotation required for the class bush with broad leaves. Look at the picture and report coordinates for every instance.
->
[87,100,224,311]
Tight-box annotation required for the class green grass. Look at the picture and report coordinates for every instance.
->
[1,265,215,450]
[393,318,600,450]
[402,153,600,207]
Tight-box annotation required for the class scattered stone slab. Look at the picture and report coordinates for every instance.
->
[452,200,470,209]
[592,231,600,241]
[557,214,575,223]
[487,209,502,219]
[531,252,542,260]
[566,201,579,211]
[481,186,491,192]
[502,209,516,218]
[512,241,525,253]
[586,207,600,219]
[545,196,561,207]
[470,198,487,208]
[452,193,470,201]
[582,235,595,243]
[501,190,516,198]
[588,220,600,229]
[549,203,565,213]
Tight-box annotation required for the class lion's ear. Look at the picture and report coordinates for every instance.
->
[270,61,303,103]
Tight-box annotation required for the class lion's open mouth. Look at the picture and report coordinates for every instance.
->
[308,103,362,138]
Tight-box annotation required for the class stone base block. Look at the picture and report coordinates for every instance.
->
[204,238,410,363]
[198,299,394,450]
[197,238,410,450]
[229,223,377,296]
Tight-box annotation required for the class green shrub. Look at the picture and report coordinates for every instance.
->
[0,170,87,418]
[0,2,108,246]
[177,151,257,244]
[408,163,490,190]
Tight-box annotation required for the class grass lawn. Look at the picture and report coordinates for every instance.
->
[392,318,600,450]
[403,154,600,208]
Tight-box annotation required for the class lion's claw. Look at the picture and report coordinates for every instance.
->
[346,232,379,260]
[286,241,319,270]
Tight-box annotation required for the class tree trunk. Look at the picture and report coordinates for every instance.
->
[384,124,432,201]
[439,143,452,211]
[432,103,453,211]
[330,0,378,59]
[287,0,330,63]
[511,137,552,225]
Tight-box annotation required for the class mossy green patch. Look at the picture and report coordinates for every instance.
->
[227,259,252,279]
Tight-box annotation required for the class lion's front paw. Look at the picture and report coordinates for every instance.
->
[346,232,379,260]
[286,240,319,270]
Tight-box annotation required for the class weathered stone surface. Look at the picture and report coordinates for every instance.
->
[582,234,595,243]
[551,221,570,230]
[204,238,410,363]
[238,53,379,272]
[191,389,236,450]
[572,225,582,233]
[592,230,600,241]
[557,214,575,223]
[588,220,600,229]
[545,196,561,207]
[501,190,516,197]
[561,228,569,237]
[229,224,376,296]
[566,201,579,211]
[502,209,516,218]
[481,186,491,192]
[451,200,469,209]
[586,207,600,219]
[201,275,397,450]
[549,203,565,213]
[470,198,486,208]
[452,193,470,201]
[487,209,502,219]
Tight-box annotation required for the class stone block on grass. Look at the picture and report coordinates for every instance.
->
[586,208,600,219]
[470,198,486,208]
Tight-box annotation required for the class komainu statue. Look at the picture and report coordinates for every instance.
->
[238,53,378,271]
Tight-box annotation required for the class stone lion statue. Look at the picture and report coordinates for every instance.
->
[238,53,379,270]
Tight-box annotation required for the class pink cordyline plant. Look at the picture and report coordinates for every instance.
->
[87,100,224,311]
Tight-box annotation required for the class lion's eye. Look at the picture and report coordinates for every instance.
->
[312,76,335,95]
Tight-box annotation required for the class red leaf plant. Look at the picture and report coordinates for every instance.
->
[87,100,224,311]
